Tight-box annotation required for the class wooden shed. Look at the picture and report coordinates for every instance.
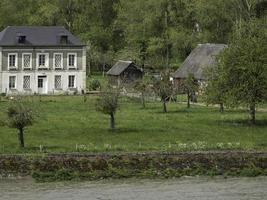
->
[173,43,227,88]
[107,60,143,86]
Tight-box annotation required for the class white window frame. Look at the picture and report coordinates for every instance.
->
[68,75,76,88]
[54,75,62,90]
[67,53,77,69]
[23,75,31,90]
[53,53,63,69]
[8,53,18,70]
[36,53,49,69]
[22,53,32,69]
[9,75,17,89]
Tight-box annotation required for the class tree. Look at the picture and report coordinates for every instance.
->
[134,74,152,108]
[214,19,267,124]
[154,71,174,113]
[204,65,226,112]
[4,100,35,148]
[183,73,199,108]
[96,87,119,130]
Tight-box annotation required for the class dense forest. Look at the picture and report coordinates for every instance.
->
[0,0,266,72]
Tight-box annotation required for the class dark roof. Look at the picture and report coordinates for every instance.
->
[173,43,227,80]
[107,60,141,76]
[0,26,84,46]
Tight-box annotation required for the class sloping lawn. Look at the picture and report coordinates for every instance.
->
[0,95,266,153]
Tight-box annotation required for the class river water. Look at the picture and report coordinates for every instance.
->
[0,177,266,200]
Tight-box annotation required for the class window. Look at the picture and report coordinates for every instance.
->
[55,75,62,89]
[37,53,49,68]
[39,54,45,66]
[22,53,32,69]
[9,76,16,89]
[68,75,75,88]
[54,53,63,69]
[8,53,18,69]
[68,53,77,68]
[23,76,30,89]
[38,78,43,88]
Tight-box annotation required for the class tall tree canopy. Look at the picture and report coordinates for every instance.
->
[206,19,267,124]
[0,0,266,71]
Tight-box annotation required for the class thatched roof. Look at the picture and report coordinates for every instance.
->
[173,43,227,80]
[107,60,140,76]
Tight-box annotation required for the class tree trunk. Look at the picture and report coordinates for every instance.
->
[102,62,105,77]
[249,103,256,124]
[141,92,145,108]
[163,100,167,113]
[219,103,224,113]
[18,128,25,148]
[110,113,115,130]
[187,91,190,108]
[83,94,87,103]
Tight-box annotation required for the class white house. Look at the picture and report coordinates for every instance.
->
[0,26,86,95]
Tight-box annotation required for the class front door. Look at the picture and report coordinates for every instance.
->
[38,76,47,94]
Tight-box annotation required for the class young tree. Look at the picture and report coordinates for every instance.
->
[134,74,151,108]
[215,19,267,124]
[183,73,199,108]
[96,87,119,130]
[153,71,174,113]
[4,100,35,148]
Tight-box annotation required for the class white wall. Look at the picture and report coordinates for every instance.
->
[0,46,87,95]
[1,71,86,95]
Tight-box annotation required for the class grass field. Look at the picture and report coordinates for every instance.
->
[0,95,266,154]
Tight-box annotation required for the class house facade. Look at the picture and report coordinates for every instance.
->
[0,26,86,95]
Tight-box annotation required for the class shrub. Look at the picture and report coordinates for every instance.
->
[90,79,101,91]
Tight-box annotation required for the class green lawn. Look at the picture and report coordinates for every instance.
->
[0,95,266,154]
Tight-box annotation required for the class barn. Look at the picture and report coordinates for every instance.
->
[173,43,227,88]
[107,60,143,86]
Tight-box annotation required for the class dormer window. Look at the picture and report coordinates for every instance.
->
[60,35,68,44]
[18,35,26,43]
[17,33,26,44]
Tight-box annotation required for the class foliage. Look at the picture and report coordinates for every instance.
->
[96,87,120,130]
[153,71,174,112]
[89,79,101,91]
[2,152,267,182]
[134,74,152,108]
[211,19,267,123]
[183,73,199,108]
[3,99,36,148]
[204,58,227,112]
[0,0,265,70]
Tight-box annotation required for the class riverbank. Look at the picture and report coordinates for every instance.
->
[0,151,266,182]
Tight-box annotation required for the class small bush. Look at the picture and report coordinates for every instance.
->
[89,79,101,91]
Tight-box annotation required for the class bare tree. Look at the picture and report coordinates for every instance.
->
[134,74,152,108]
